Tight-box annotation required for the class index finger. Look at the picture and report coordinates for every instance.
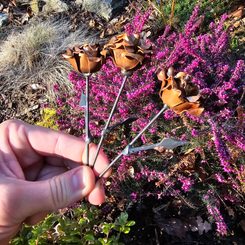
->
[0,120,110,177]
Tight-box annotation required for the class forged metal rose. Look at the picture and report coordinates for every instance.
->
[62,44,104,74]
[101,33,151,72]
[158,67,204,116]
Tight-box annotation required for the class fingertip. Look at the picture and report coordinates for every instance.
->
[86,144,111,178]
[73,166,96,197]
[87,181,105,205]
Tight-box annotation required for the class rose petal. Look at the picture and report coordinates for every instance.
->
[173,102,203,116]
[160,87,183,108]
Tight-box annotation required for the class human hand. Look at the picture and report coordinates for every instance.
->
[0,119,110,244]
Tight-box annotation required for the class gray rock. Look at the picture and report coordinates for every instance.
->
[43,0,69,13]
[80,0,127,20]
[0,13,8,28]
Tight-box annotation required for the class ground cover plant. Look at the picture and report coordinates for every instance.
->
[0,0,244,244]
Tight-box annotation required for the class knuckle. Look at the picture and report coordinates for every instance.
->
[1,119,21,127]
[49,177,69,210]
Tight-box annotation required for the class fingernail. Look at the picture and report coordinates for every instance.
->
[72,168,85,191]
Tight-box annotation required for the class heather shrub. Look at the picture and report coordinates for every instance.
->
[51,6,245,239]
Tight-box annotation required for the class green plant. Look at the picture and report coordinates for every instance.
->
[147,0,242,29]
[98,212,135,245]
[36,107,59,130]
[11,204,135,244]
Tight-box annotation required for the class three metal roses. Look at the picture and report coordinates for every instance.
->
[62,33,203,117]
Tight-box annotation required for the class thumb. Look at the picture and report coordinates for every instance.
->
[17,166,95,218]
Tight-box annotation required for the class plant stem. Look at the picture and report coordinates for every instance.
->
[99,104,168,178]
[91,75,128,167]
[85,74,91,165]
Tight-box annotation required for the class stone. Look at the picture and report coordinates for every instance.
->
[43,0,69,13]
[80,0,127,20]
[0,13,8,28]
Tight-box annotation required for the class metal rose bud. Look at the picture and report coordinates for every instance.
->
[158,67,204,116]
[62,44,104,74]
[101,33,151,73]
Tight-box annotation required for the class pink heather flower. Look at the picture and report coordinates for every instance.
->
[215,174,227,183]
[178,176,193,192]
[204,193,228,236]
[156,48,169,60]
[224,194,237,203]
[191,129,199,137]
[209,120,233,173]
[163,109,177,120]
[130,192,138,202]
[184,5,202,37]
[125,8,152,34]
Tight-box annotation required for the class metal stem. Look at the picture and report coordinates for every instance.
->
[85,74,91,165]
[99,104,168,178]
[91,75,128,167]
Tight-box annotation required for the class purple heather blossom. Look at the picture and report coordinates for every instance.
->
[215,174,227,183]
[163,109,177,120]
[229,60,245,85]
[191,129,199,137]
[130,192,138,202]
[204,192,228,236]
[209,120,233,173]
[178,176,193,192]
[184,5,202,37]
[222,131,245,151]
[125,9,152,34]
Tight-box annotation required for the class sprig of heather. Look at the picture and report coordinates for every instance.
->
[209,120,233,173]
[203,192,228,236]
[184,5,202,37]
[125,8,152,34]
[222,130,245,151]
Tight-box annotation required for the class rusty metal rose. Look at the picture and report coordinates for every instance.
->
[101,33,151,73]
[158,67,204,116]
[62,44,104,74]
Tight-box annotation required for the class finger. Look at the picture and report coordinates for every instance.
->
[0,120,85,168]
[0,120,110,173]
[82,143,111,178]
[87,180,106,205]
[14,166,95,218]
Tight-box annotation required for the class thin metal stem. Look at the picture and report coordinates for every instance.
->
[85,74,91,165]
[91,75,128,167]
[99,104,168,178]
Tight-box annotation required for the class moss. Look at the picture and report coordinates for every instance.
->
[36,108,59,130]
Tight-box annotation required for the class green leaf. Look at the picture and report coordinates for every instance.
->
[84,233,95,241]
[122,227,131,234]
[126,220,135,226]
[98,237,109,245]
[102,223,113,235]
[78,217,87,225]
[117,212,128,225]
